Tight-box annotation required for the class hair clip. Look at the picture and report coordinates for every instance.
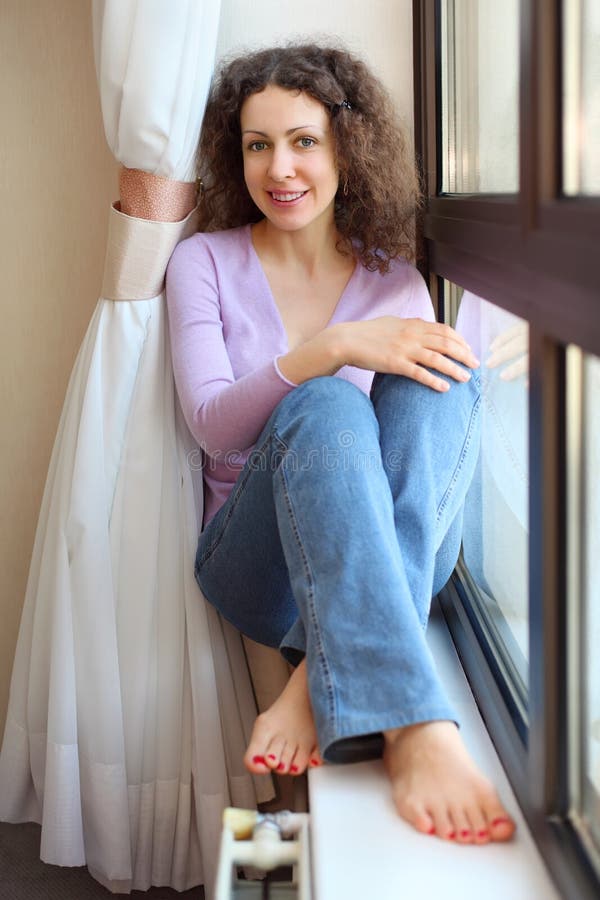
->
[332,99,353,115]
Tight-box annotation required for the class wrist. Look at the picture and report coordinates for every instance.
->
[277,327,346,384]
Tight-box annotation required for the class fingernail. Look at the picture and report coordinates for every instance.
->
[252,755,267,765]
[460,829,471,838]
[267,754,277,761]
[276,762,285,772]
[491,816,510,827]
[477,829,489,838]
[290,764,299,773]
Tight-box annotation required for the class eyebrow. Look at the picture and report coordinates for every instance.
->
[241,124,324,136]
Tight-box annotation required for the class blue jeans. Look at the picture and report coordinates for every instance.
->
[195,371,481,763]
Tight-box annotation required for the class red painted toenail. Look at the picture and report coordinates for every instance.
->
[477,830,489,838]
[252,755,267,765]
[267,754,277,761]
[427,826,436,835]
[460,830,471,838]
[491,816,510,827]
[276,762,285,771]
[447,831,456,840]
[310,759,319,766]
[290,764,299,773]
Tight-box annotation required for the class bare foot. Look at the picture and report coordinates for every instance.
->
[244,659,323,776]
[383,721,516,844]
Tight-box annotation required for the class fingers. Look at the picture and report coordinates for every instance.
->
[422,325,480,370]
[499,354,528,382]
[486,326,528,383]
[346,318,480,389]
[399,362,450,393]
[391,324,480,392]
[487,323,528,369]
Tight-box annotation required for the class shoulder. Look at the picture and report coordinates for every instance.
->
[169,225,249,272]
[357,256,434,320]
[359,255,428,294]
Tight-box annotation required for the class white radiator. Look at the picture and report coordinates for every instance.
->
[214,808,312,900]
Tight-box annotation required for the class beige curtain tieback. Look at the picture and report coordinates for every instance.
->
[101,170,199,301]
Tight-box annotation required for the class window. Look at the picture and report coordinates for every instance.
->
[440,0,519,193]
[563,0,600,194]
[450,283,529,691]
[568,349,600,852]
[414,1,600,896]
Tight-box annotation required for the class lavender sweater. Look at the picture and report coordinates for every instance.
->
[166,225,435,525]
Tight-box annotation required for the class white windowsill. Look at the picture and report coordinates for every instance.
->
[307,605,562,900]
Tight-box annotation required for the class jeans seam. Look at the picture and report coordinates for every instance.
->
[481,373,528,487]
[436,389,481,522]
[196,432,273,569]
[274,432,338,731]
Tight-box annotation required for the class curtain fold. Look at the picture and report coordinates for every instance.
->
[0,2,277,894]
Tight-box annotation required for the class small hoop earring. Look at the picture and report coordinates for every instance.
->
[342,176,349,197]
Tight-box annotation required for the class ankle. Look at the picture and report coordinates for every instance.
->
[383,720,456,746]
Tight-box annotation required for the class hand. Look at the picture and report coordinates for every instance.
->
[486,322,528,382]
[336,317,480,392]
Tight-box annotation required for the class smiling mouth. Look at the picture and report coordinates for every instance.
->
[268,190,308,202]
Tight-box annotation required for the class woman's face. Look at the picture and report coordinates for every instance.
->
[240,85,339,234]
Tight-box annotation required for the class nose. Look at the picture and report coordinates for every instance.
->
[267,143,295,182]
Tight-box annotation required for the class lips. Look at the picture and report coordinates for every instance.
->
[268,190,308,203]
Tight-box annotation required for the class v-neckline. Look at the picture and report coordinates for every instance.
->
[245,224,358,352]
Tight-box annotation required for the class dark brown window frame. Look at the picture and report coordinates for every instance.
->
[413,2,600,898]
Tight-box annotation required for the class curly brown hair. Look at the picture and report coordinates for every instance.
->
[197,43,421,272]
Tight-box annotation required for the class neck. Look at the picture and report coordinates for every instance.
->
[253,215,342,276]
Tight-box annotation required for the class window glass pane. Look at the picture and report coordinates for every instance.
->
[446,282,529,691]
[440,0,519,193]
[583,354,600,846]
[563,0,600,194]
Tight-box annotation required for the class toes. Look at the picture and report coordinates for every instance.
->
[489,813,516,842]
[289,745,311,776]
[481,790,516,842]
[264,735,287,771]
[308,747,324,769]
[429,805,456,842]
[244,751,270,774]
[416,810,436,835]
[274,742,297,775]
[395,795,435,835]
[468,806,491,845]
[244,713,273,773]
[451,809,475,844]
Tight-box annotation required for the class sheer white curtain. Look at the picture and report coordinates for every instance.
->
[0,2,275,893]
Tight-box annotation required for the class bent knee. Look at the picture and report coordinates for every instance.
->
[372,369,481,418]
[275,375,373,422]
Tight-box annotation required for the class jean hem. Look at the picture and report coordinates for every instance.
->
[318,706,460,764]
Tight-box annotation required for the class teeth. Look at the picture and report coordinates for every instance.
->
[271,191,305,201]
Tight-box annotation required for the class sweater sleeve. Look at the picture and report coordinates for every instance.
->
[166,236,296,458]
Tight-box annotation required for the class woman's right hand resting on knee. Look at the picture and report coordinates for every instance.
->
[277,317,480,392]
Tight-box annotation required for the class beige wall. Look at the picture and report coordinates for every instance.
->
[0,0,412,736]
[0,0,117,732]
[216,0,414,132]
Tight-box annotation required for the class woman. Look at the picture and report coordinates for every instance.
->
[166,43,516,845]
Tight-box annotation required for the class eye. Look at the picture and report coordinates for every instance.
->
[297,136,316,149]
[247,140,268,152]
